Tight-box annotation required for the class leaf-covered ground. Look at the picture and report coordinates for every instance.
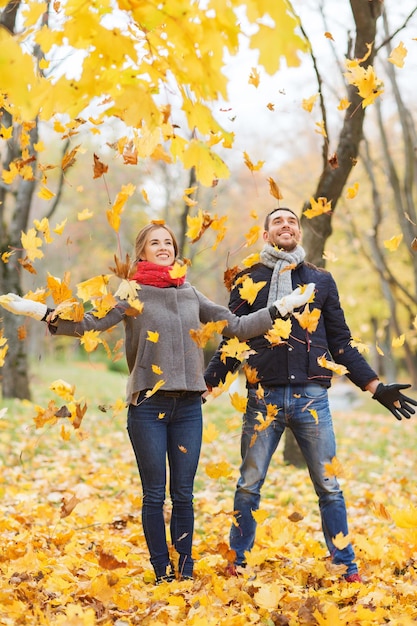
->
[1,358,417,625]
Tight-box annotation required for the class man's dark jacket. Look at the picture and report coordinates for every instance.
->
[204,261,378,390]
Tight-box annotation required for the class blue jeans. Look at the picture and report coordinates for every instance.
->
[127,392,202,578]
[230,384,358,576]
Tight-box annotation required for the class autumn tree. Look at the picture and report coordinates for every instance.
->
[0,0,308,398]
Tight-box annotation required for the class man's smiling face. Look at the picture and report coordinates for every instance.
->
[263,209,301,252]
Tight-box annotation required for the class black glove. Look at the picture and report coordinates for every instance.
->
[372,382,417,420]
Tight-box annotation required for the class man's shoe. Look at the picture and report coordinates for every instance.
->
[344,573,362,583]
[155,563,176,585]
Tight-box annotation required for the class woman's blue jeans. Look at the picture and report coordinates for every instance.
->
[230,384,358,576]
[127,392,202,578]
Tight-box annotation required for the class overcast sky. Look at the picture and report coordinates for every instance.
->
[215,1,417,171]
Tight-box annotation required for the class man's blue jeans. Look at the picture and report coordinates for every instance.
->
[127,392,202,578]
[230,384,358,576]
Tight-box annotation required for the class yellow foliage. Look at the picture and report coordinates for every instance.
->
[238,276,267,305]
[220,337,252,363]
[388,41,407,68]
[80,330,102,353]
[344,45,384,107]
[383,234,403,252]
[229,392,247,414]
[21,228,44,262]
[317,354,349,377]
[293,306,321,333]
[265,318,292,345]
[303,196,332,219]
[146,330,159,343]
[189,320,228,348]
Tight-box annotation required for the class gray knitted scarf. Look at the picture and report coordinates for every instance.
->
[260,243,306,306]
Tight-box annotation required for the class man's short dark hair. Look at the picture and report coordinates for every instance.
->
[264,207,300,231]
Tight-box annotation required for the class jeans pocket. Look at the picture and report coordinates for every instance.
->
[303,383,327,399]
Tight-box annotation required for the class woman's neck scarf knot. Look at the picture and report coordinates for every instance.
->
[260,244,306,306]
[132,261,186,288]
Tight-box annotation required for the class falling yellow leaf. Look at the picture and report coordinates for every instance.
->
[248,67,260,88]
[186,209,213,243]
[302,93,318,112]
[53,218,67,234]
[152,364,163,375]
[337,97,351,111]
[107,183,135,232]
[265,318,292,345]
[210,371,239,397]
[77,275,112,301]
[383,234,403,251]
[252,509,269,524]
[0,330,9,367]
[21,228,44,261]
[205,461,233,479]
[376,343,384,356]
[202,422,219,443]
[49,379,75,402]
[33,219,53,244]
[267,177,283,200]
[229,392,247,413]
[144,380,165,397]
[350,337,369,354]
[392,334,405,348]
[308,408,319,424]
[244,225,261,247]
[78,209,94,221]
[254,405,277,432]
[243,152,264,172]
[238,276,266,305]
[303,197,332,219]
[146,330,159,343]
[80,330,102,353]
[189,320,228,348]
[317,354,349,376]
[293,306,321,333]
[388,41,407,68]
[346,182,359,199]
[1,250,14,263]
[242,252,260,268]
[220,337,253,363]
[169,262,187,280]
[324,456,345,478]
[243,364,260,385]
[332,532,351,550]
[315,121,327,137]
[38,186,55,200]
[344,47,384,107]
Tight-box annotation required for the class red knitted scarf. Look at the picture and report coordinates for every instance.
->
[132,261,186,288]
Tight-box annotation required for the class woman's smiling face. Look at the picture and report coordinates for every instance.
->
[140,227,176,266]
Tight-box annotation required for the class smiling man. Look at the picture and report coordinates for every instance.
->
[205,207,416,583]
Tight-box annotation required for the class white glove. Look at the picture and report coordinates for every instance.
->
[273,282,315,317]
[0,293,47,321]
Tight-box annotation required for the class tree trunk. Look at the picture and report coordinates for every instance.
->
[283,0,382,467]
[301,0,383,267]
